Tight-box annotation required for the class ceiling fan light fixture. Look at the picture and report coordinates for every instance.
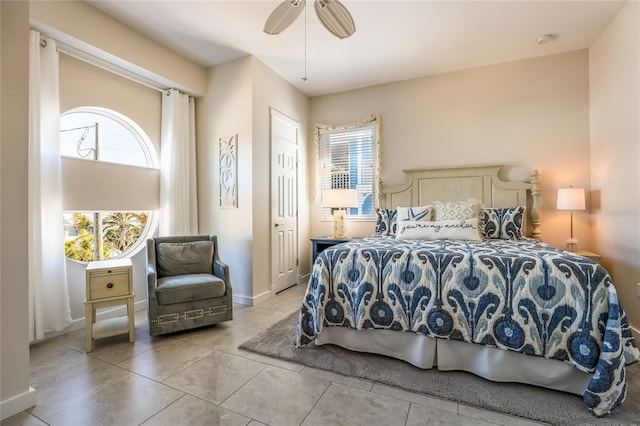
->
[536,33,558,45]
[314,0,356,39]
[264,0,306,35]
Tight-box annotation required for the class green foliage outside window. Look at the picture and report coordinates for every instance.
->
[64,212,148,262]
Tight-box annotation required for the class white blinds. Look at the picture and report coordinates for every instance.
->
[319,121,377,220]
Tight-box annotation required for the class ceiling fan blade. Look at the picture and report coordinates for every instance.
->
[264,0,306,35]
[314,0,356,39]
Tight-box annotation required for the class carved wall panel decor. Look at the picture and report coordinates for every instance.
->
[219,134,238,208]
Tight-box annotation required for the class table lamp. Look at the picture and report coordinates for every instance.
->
[557,186,585,252]
[322,189,358,239]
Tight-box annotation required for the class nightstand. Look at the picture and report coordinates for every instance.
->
[311,237,353,262]
[84,258,135,352]
[575,250,602,264]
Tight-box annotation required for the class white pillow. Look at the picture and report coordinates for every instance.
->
[434,198,480,221]
[397,205,433,221]
[395,218,483,241]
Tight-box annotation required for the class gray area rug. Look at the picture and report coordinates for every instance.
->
[238,311,640,426]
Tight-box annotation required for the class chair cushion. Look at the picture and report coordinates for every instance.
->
[156,241,213,277]
[156,273,226,305]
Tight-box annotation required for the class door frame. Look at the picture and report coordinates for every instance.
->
[269,108,300,296]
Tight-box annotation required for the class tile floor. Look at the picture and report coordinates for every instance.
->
[2,284,546,426]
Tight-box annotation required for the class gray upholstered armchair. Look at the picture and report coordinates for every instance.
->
[146,235,233,336]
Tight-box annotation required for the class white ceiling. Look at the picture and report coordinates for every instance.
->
[87,0,625,97]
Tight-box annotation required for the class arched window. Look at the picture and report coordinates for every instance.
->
[60,107,159,262]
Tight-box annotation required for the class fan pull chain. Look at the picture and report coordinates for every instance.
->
[302,1,308,82]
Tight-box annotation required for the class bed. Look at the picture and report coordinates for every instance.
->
[295,164,639,417]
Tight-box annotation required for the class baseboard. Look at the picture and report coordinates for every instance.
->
[232,294,252,306]
[0,386,35,421]
[233,289,271,306]
[299,273,310,282]
[253,289,272,305]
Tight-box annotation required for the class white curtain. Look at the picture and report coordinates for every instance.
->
[28,30,72,341]
[160,89,198,236]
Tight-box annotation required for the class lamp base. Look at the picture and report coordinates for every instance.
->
[566,237,579,252]
[331,210,348,239]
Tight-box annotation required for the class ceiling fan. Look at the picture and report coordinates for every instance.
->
[264,0,356,39]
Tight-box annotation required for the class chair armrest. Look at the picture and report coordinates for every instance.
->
[214,259,232,301]
[210,235,232,294]
[147,266,157,286]
[213,259,230,286]
[146,238,159,298]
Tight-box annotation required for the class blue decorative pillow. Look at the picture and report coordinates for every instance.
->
[480,206,525,240]
[374,208,398,236]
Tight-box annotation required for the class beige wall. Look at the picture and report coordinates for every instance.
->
[309,50,593,252]
[1,1,35,419]
[197,57,255,303]
[196,56,310,303]
[589,0,640,331]
[30,0,207,96]
[59,54,162,145]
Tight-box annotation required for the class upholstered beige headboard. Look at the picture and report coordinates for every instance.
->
[381,165,541,239]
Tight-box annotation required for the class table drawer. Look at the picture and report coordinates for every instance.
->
[89,273,130,299]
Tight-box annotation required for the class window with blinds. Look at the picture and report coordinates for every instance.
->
[317,116,379,221]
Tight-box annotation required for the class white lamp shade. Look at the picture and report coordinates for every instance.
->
[557,187,585,211]
[322,189,358,208]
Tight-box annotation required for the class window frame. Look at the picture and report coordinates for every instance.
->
[60,107,159,262]
[314,114,381,221]
[60,106,159,169]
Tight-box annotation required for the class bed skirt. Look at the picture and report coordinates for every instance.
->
[315,328,591,395]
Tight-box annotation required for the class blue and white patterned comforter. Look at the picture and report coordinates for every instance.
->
[295,236,639,416]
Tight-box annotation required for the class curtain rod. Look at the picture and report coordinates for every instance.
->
[55,43,166,94]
